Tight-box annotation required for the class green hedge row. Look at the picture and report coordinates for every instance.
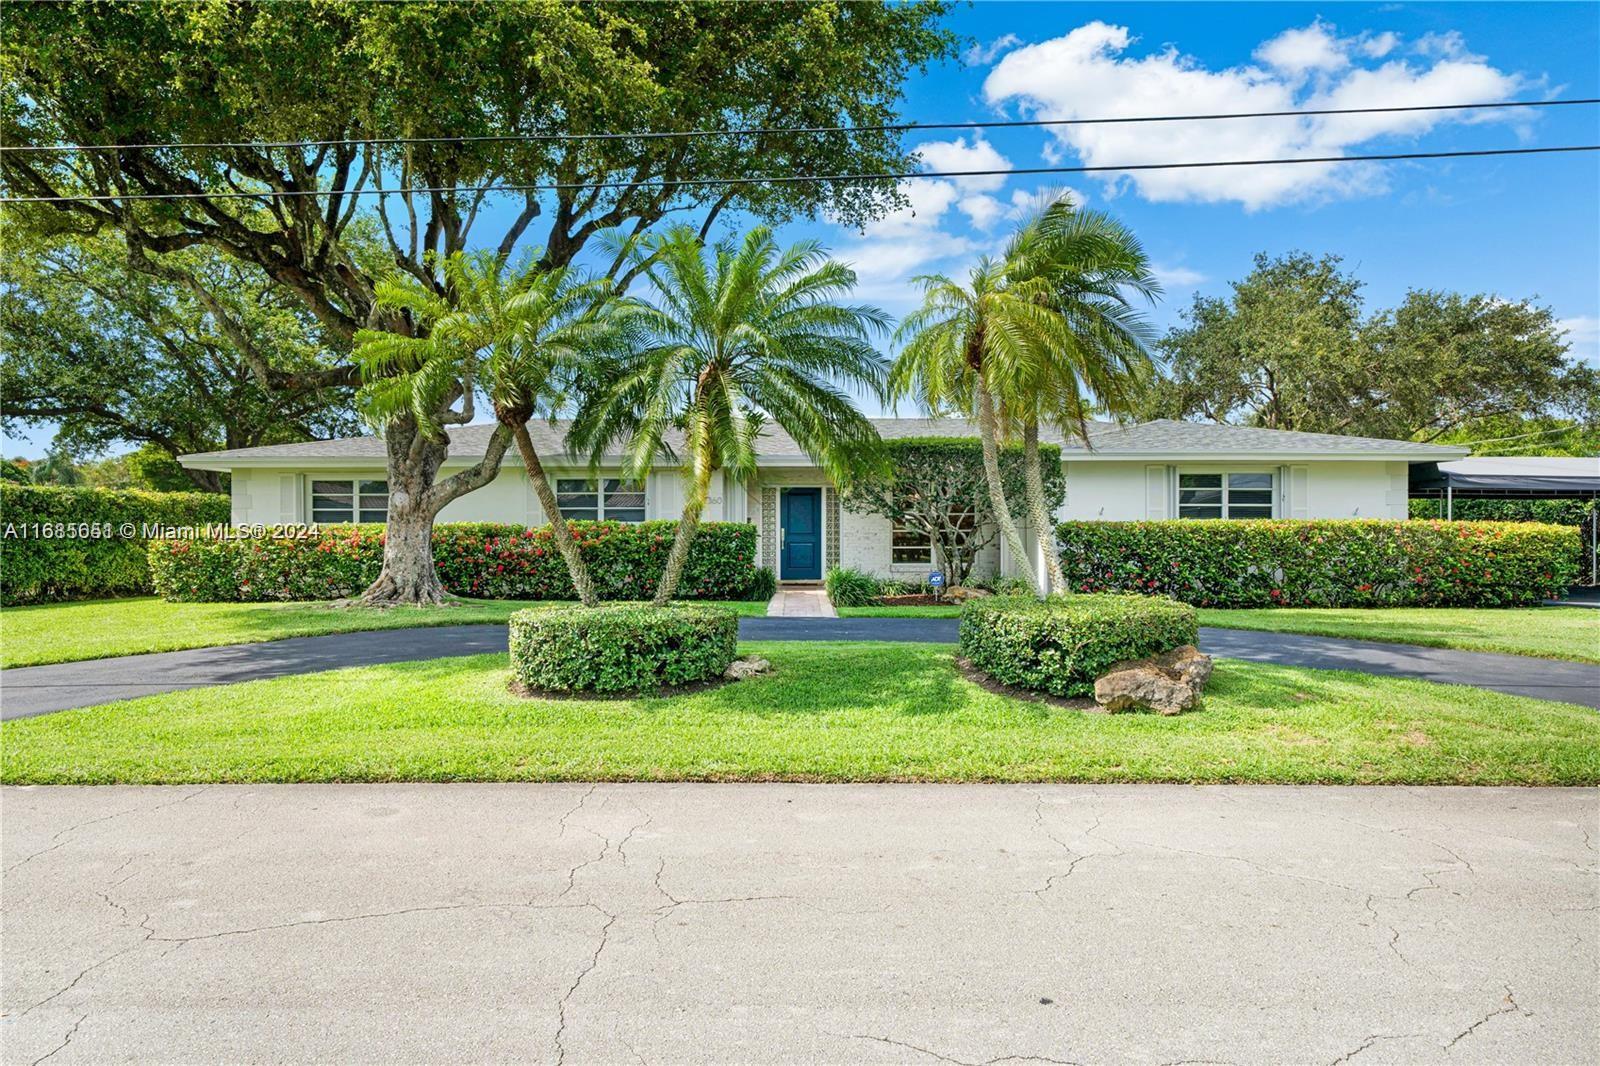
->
[509,604,739,693]
[148,520,771,602]
[960,594,1199,697]
[1,484,230,605]
[1056,519,1579,608]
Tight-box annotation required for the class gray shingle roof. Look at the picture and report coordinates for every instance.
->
[180,417,1466,467]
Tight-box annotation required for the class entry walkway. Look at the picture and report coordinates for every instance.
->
[765,586,836,618]
[3,619,1597,718]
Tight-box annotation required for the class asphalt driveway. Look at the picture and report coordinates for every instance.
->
[4,618,1598,718]
[2,783,1595,1064]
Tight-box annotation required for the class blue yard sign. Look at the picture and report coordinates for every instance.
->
[928,571,945,588]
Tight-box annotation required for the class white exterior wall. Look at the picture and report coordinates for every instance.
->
[1061,459,1411,522]
[224,458,1413,561]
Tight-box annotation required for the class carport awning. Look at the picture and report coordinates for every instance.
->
[1410,457,1600,496]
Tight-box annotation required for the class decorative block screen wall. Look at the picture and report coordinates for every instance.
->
[825,488,841,570]
[761,487,778,570]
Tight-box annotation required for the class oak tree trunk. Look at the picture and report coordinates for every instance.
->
[975,380,1038,594]
[357,415,513,607]
[512,422,599,608]
[1022,419,1067,596]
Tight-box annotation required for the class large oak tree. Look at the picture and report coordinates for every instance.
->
[2,0,954,602]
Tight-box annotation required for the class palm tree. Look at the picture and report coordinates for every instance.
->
[573,224,889,605]
[890,257,1039,591]
[993,195,1160,594]
[353,251,620,607]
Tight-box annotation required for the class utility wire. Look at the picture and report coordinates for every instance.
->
[2,144,1596,205]
[3,97,1595,154]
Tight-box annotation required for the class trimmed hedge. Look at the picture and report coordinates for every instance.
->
[508,603,739,693]
[148,520,765,602]
[1056,520,1579,608]
[1,484,230,605]
[960,594,1199,697]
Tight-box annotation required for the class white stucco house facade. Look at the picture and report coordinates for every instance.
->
[180,417,1467,586]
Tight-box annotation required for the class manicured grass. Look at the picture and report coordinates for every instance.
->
[0,596,770,668]
[837,602,1600,663]
[1194,606,1600,664]
[4,642,1593,785]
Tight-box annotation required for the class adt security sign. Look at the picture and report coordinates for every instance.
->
[928,571,945,588]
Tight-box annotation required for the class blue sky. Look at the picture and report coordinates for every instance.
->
[7,1,1598,453]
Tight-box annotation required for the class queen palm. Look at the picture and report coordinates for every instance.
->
[353,250,620,607]
[994,195,1159,594]
[890,256,1040,591]
[892,196,1157,596]
[572,224,889,605]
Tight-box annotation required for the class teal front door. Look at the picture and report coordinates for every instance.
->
[780,488,823,580]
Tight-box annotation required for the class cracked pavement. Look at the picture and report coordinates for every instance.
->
[1,784,1595,1064]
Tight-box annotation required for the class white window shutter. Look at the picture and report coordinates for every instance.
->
[1289,465,1310,519]
[1145,465,1170,519]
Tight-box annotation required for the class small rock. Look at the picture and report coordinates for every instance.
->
[724,656,772,681]
[1093,645,1213,715]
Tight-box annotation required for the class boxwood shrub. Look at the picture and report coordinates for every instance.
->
[1,484,230,605]
[148,520,764,602]
[1056,519,1579,608]
[959,594,1199,698]
[508,603,739,693]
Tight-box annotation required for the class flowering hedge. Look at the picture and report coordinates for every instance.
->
[1,484,230,605]
[1056,519,1579,608]
[148,520,767,602]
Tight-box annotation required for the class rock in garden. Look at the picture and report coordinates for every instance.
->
[724,656,773,681]
[1093,645,1213,715]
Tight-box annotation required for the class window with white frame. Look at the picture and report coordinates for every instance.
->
[555,478,646,522]
[1177,472,1275,520]
[311,479,388,523]
[891,515,932,564]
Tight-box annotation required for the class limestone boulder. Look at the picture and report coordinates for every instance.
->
[724,656,773,681]
[1093,644,1212,715]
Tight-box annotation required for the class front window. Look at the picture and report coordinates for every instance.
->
[1178,472,1274,520]
[311,478,388,523]
[891,516,932,564]
[556,478,646,522]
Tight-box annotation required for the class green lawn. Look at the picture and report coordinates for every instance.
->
[1195,606,1599,664]
[838,602,1599,663]
[4,642,1594,786]
[0,596,770,668]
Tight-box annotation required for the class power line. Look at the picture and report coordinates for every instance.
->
[2,143,1595,205]
[3,97,1595,154]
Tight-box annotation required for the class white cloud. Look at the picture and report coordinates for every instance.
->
[1360,31,1401,59]
[1255,20,1349,77]
[914,135,1012,192]
[957,194,1006,230]
[1152,263,1207,288]
[983,20,1528,210]
[1557,315,1600,365]
[964,33,1022,67]
[838,179,976,304]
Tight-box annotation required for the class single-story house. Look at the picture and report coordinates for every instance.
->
[180,418,1467,585]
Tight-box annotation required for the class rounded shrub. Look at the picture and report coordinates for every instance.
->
[508,603,739,694]
[959,594,1199,698]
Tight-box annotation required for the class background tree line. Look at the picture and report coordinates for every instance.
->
[1136,251,1598,454]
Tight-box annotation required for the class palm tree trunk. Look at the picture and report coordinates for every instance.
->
[513,422,599,608]
[1022,419,1067,596]
[975,380,1037,594]
[653,445,714,606]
